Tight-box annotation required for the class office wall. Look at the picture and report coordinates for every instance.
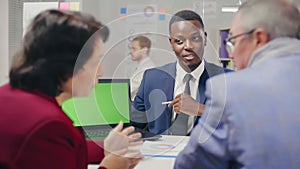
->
[81,0,236,77]
[0,0,9,85]
[7,0,237,79]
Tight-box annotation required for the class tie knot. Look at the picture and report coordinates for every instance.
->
[184,74,193,83]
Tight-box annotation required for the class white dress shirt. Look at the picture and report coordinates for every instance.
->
[173,61,205,133]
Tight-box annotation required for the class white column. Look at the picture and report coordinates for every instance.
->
[0,0,9,85]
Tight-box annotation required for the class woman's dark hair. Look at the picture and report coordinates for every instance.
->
[9,9,109,97]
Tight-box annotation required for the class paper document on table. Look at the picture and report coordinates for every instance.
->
[141,135,189,157]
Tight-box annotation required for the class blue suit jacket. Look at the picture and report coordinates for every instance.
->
[131,61,232,134]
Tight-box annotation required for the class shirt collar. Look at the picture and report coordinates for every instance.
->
[176,60,205,82]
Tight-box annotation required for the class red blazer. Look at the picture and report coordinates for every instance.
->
[0,84,104,169]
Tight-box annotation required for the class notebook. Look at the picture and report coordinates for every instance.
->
[62,78,160,141]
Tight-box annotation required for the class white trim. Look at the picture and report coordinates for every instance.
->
[0,0,9,85]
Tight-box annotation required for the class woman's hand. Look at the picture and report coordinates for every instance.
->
[101,122,143,169]
[104,122,143,157]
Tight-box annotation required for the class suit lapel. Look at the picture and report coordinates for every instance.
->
[198,61,226,104]
[198,68,208,104]
[161,63,176,102]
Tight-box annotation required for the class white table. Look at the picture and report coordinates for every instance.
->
[88,135,190,169]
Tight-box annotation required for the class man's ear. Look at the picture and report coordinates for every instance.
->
[252,28,270,48]
[169,37,175,51]
[141,47,148,55]
[204,32,207,46]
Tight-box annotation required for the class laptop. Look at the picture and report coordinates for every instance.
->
[62,78,161,141]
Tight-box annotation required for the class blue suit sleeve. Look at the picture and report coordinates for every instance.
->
[130,70,148,129]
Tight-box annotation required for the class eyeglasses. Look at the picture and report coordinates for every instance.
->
[225,29,255,54]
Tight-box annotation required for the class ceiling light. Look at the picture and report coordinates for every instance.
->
[221,6,239,13]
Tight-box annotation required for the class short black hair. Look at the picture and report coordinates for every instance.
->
[169,10,205,34]
[9,10,109,97]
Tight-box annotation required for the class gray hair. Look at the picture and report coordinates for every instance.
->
[238,0,300,40]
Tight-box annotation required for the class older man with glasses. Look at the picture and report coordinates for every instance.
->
[225,29,255,56]
[174,0,300,168]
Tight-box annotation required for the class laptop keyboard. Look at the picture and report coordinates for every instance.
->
[84,129,111,140]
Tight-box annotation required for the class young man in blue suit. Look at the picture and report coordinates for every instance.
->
[175,0,300,168]
[131,10,232,135]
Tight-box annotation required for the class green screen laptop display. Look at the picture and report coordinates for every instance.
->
[62,79,131,127]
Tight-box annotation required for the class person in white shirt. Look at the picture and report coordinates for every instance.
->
[129,35,155,100]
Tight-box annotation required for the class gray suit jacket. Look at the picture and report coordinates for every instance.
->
[175,38,300,168]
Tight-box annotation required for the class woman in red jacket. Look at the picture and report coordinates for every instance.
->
[0,9,142,169]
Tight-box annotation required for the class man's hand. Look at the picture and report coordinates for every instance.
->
[168,93,205,116]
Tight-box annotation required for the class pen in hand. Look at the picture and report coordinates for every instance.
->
[161,101,172,105]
